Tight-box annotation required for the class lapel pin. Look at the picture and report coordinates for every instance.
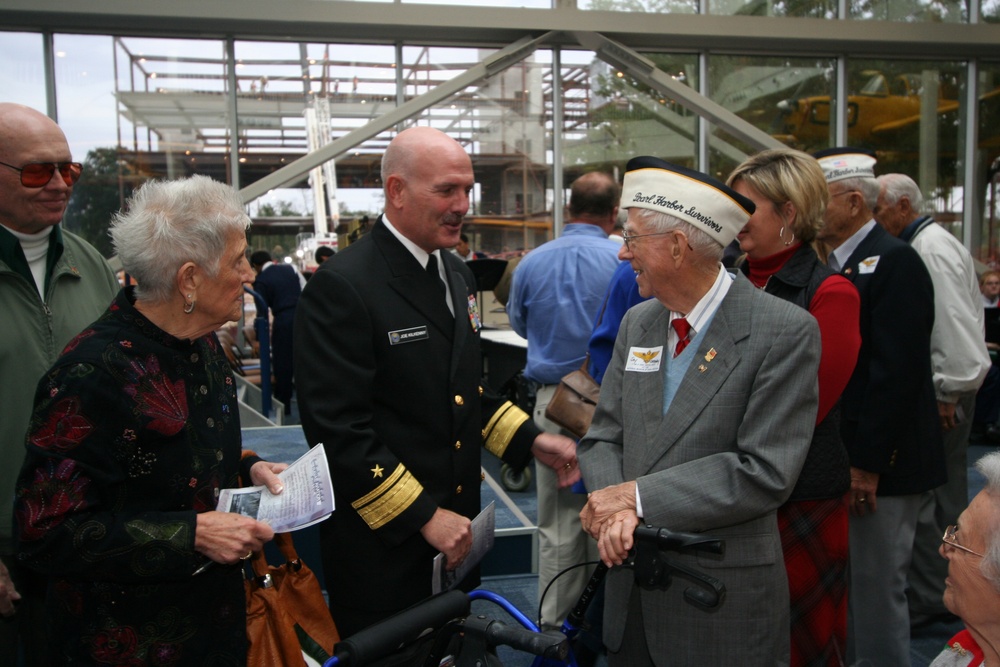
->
[698,364,707,373]
[844,267,853,275]
[704,348,717,362]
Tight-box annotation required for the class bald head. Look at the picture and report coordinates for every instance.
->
[381,127,466,185]
[0,104,75,234]
[381,127,475,253]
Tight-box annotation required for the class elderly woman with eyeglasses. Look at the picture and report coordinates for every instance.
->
[13,175,287,665]
[930,450,1000,666]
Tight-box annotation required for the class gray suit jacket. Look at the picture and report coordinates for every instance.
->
[578,272,820,666]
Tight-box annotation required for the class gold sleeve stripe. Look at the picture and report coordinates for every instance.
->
[482,400,529,459]
[351,464,424,530]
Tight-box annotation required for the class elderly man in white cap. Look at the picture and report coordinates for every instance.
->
[813,147,943,666]
[577,156,821,666]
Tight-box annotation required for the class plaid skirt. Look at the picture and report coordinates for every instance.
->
[779,496,849,667]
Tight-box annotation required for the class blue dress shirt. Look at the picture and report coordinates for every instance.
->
[587,260,650,384]
[507,223,621,384]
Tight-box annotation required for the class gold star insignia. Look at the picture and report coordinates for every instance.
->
[371,464,384,478]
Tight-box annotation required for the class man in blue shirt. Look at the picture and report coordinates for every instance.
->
[507,171,622,628]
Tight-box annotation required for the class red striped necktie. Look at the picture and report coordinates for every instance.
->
[672,317,692,357]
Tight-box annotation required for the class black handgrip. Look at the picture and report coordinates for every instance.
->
[332,590,470,666]
[565,561,608,629]
[634,525,725,556]
[475,616,569,661]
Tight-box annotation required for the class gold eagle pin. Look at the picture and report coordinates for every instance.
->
[633,349,660,363]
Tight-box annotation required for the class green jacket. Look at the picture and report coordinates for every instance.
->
[0,225,118,553]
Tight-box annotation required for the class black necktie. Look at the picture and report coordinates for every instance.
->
[426,253,446,297]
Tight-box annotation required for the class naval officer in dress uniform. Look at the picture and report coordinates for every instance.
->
[294,126,580,643]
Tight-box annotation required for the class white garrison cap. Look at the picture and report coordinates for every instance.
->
[620,156,755,248]
[813,147,877,183]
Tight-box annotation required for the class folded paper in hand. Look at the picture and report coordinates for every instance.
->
[218,444,335,532]
[432,501,495,594]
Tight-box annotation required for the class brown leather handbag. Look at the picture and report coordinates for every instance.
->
[245,532,340,667]
[544,357,601,439]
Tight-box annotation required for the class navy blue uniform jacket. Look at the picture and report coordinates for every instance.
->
[294,220,538,619]
[837,223,944,496]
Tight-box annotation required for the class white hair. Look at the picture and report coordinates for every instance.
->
[111,175,250,303]
[630,207,723,273]
[976,451,1000,590]
[877,173,925,213]
[836,175,880,211]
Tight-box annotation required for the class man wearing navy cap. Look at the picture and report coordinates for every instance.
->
[578,157,820,665]
[814,147,943,666]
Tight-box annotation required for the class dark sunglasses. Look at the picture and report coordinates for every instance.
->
[0,160,83,188]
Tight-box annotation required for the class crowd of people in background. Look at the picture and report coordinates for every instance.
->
[4,99,1000,667]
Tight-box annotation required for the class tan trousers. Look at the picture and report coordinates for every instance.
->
[533,383,600,627]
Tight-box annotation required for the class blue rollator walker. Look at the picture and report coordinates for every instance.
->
[321,525,726,667]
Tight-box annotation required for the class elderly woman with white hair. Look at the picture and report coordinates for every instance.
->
[13,175,286,665]
[930,450,1000,666]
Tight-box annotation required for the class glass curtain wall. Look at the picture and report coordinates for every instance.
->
[1,32,46,111]
[3,28,999,265]
[846,59,968,238]
[581,0,960,17]
[980,62,1000,263]
[707,54,837,180]
[564,50,699,170]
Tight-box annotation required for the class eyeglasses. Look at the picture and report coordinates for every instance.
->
[621,228,675,252]
[942,525,985,558]
[0,160,83,188]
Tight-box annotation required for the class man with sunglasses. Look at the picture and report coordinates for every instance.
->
[0,103,118,666]
[814,147,944,667]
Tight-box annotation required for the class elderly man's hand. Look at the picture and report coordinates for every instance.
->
[531,432,581,488]
[249,460,288,495]
[849,466,879,517]
[580,481,637,538]
[938,400,958,432]
[0,560,22,618]
[597,510,641,567]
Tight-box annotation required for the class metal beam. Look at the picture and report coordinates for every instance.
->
[4,1,1000,59]
[574,31,785,154]
[239,32,552,203]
